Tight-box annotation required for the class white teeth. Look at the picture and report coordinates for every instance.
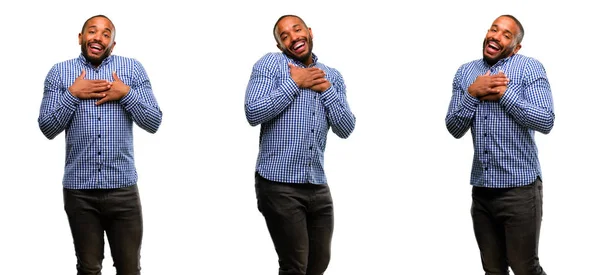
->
[294,42,304,50]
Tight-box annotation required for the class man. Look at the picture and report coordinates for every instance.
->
[245,15,356,275]
[445,15,554,275]
[38,15,162,275]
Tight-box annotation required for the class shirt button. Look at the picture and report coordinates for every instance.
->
[484,116,488,119]
[483,133,488,137]
[312,112,315,116]
[98,168,101,172]
[98,152,101,155]
[311,129,315,133]
[309,146,313,150]
[98,134,101,138]
[484,168,488,171]
[484,150,488,154]
[98,117,101,120]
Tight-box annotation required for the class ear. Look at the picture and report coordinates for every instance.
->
[109,41,117,54]
[276,42,283,51]
[512,43,522,55]
[78,33,83,45]
[308,27,313,40]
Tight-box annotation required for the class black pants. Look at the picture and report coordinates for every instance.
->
[63,184,143,275]
[471,178,546,275]
[255,173,334,275]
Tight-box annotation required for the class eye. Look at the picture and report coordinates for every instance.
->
[89,30,96,34]
[504,35,510,39]
[103,34,110,38]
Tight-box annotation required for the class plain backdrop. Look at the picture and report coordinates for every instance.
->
[0,0,597,274]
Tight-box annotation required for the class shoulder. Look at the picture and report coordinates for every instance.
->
[254,52,287,67]
[509,54,547,76]
[111,55,143,67]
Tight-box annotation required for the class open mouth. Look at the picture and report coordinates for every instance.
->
[291,40,306,54]
[88,42,105,55]
[485,40,502,55]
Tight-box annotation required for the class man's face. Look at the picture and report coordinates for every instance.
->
[275,16,313,65]
[79,17,116,66]
[482,16,521,65]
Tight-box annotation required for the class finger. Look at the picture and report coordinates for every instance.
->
[78,69,86,79]
[95,94,109,105]
[484,70,491,76]
[288,63,295,69]
[112,71,120,82]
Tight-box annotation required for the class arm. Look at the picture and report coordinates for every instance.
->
[38,65,80,140]
[245,55,299,126]
[445,67,479,139]
[499,59,554,134]
[320,70,356,139]
[119,60,163,134]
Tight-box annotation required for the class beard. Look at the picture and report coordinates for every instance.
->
[81,41,111,66]
[482,38,515,66]
[282,37,313,64]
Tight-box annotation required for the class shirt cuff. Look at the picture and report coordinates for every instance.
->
[281,77,300,100]
[463,92,480,111]
[499,86,518,112]
[61,90,81,111]
[319,85,338,107]
[120,89,138,110]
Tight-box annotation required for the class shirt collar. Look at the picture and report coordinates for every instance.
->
[287,53,318,67]
[78,53,113,68]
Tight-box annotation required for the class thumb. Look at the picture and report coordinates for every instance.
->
[112,71,121,82]
[484,70,491,76]
[79,69,86,79]
[288,63,295,69]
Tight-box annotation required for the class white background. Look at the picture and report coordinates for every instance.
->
[0,0,597,274]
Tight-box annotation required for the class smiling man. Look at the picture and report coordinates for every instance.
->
[245,15,356,275]
[445,15,554,275]
[38,15,162,275]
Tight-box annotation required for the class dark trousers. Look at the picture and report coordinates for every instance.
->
[255,173,334,275]
[471,178,546,275]
[63,184,143,275]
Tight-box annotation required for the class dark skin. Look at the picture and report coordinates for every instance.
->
[468,70,509,101]
[469,16,522,102]
[68,16,130,105]
[276,16,330,93]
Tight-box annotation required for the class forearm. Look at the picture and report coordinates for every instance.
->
[245,76,298,126]
[321,86,355,138]
[500,85,554,134]
[38,90,79,139]
[120,87,162,133]
[445,93,479,138]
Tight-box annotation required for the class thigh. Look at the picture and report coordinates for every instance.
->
[63,188,105,274]
[306,185,334,275]
[255,174,310,275]
[503,179,545,275]
[104,184,143,275]
[471,188,509,275]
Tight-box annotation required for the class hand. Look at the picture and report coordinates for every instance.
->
[468,70,509,98]
[309,80,331,92]
[479,84,506,102]
[96,71,131,105]
[288,63,328,89]
[68,70,111,99]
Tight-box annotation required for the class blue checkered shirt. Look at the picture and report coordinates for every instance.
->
[446,54,554,188]
[245,52,356,184]
[38,54,162,189]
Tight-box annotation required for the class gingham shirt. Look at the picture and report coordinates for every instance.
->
[245,52,356,184]
[446,54,554,188]
[38,54,162,189]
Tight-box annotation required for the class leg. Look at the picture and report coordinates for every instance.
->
[63,188,105,275]
[104,185,143,275]
[503,179,546,275]
[305,185,334,275]
[471,187,509,275]
[256,173,310,275]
